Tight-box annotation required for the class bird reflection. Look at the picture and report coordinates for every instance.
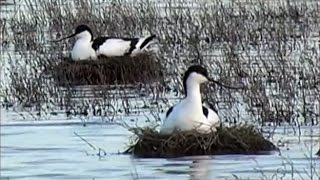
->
[188,156,211,180]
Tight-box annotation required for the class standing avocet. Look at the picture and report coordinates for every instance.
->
[53,24,156,60]
[160,65,220,134]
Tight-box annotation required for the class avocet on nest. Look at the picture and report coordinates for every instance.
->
[53,24,156,61]
[160,65,221,134]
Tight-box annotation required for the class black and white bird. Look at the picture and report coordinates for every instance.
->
[160,65,221,134]
[53,24,156,61]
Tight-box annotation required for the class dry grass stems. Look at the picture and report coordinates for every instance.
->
[0,0,319,125]
[125,125,277,158]
[47,54,162,86]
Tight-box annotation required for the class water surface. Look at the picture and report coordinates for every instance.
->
[1,113,319,180]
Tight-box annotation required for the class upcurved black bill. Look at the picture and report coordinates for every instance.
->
[50,33,76,42]
[208,78,244,90]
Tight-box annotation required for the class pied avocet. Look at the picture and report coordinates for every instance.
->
[53,24,156,60]
[160,65,221,134]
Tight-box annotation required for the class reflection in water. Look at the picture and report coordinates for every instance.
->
[188,156,211,180]
[132,155,212,179]
[161,156,212,180]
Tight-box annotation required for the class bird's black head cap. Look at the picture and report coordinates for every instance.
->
[75,24,93,40]
[182,65,209,96]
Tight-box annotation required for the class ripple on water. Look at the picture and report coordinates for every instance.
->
[0,131,33,136]
[2,146,71,153]
[22,158,82,165]
[1,173,70,179]
[1,123,319,179]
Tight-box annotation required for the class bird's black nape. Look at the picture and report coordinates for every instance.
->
[75,24,93,40]
[182,65,209,96]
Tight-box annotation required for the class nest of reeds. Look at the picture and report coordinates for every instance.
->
[125,125,277,158]
[50,53,162,86]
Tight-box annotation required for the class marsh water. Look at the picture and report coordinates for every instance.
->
[1,109,319,180]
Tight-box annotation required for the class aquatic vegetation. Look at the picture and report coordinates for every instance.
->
[125,125,277,158]
[0,0,319,126]
[48,53,162,86]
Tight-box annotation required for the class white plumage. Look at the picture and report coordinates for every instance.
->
[160,65,220,134]
[93,35,156,57]
[203,103,220,128]
[71,31,97,61]
[95,39,131,57]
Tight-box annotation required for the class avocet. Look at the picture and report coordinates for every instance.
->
[160,65,221,134]
[53,24,156,61]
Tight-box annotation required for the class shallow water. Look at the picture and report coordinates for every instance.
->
[1,110,319,180]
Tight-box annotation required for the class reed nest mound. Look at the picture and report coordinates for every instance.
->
[125,125,277,158]
[51,54,162,86]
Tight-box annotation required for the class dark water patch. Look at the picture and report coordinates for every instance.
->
[0,131,33,136]
[87,167,126,173]
[162,169,189,175]
[161,162,191,168]
[0,167,24,172]
[4,146,71,153]
[136,175,167,180]
[0,121,106,127]
[230,169,262,174]
[0,176,10,180]
[1,145,16,149]
[2,174,97,180]
[4,173,67,179]
[22,158,82,165]
[283,157,318,161]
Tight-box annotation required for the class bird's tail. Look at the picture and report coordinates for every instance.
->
[139,34,156,50]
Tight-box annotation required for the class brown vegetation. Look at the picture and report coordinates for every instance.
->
[1,0,319,125]
[125,125,277,158]
[48,54,162,86]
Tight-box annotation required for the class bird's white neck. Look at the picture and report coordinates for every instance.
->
[76,31,92,43]
[185,79,202,106]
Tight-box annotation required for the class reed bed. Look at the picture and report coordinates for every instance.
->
[47,54,162,86]
[0,0,319,125]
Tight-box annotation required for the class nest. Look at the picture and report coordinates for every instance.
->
[50,54,162,86]
[125,125,277,158]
